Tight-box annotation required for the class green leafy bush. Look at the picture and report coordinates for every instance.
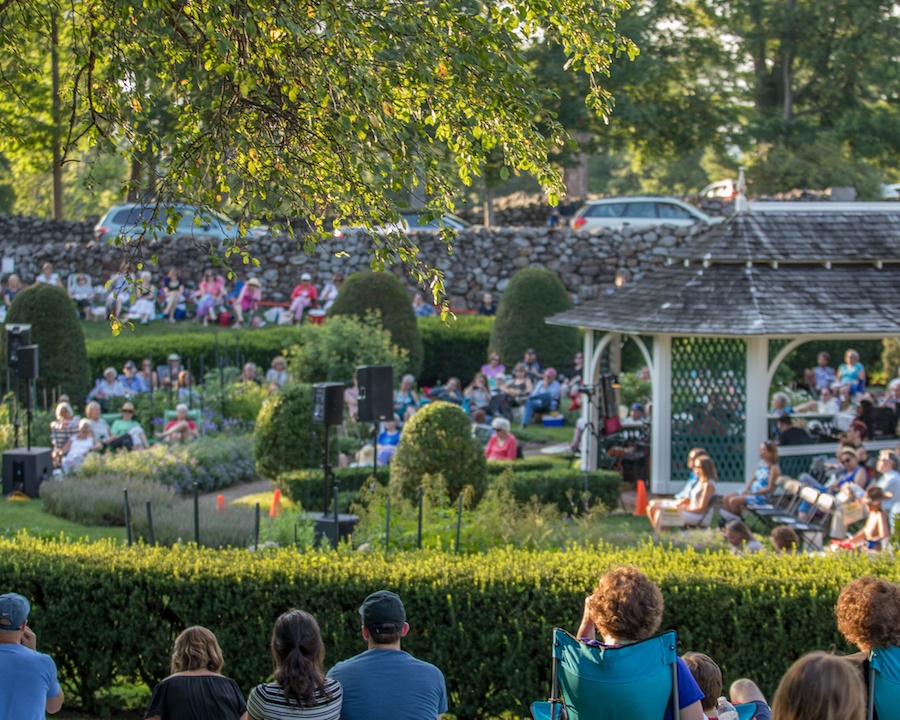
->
[74,435,255,493]
[490,267,580,371]
[2,535,896,716]
[417,315,494,386]
[276,466,390,511]
[285,312,408,384]
[328,270,423,377]
[41,473,178,526]
[390,401,486,503]
[1,284,91,401]
[254,384,334,479]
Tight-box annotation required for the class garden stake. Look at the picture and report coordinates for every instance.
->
[293,523,297,547]
[186,357,192,409]
[385,497,391,555]
[417,485,424,549]
[123,489,132,547]
[42,386,47,412]
[193,482,200,545]
[455,494,463,553]
[254,503,260,551]
[199,355,205,417]
[146,501,155,546]
[333,486,340,547]
[235,335,240,367]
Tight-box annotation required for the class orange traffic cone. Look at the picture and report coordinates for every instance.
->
[216,494,226,512]
[634,479,648,517]
[269,488,282,517]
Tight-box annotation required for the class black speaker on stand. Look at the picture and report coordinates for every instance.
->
[357,365,394,473]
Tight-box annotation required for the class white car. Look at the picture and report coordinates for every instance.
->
[570,197,723,231]
[880,183,900,200]
[700,179,737,198]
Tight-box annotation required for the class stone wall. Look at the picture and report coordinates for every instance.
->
[0,212,705,309]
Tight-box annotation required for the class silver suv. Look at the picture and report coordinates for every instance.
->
[94,202,268,246]
[571,197,723,231]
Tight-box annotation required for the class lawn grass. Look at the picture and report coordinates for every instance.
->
[0,496,126,542]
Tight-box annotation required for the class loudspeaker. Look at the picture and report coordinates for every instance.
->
[357,365,394,423]
[2,447,52,499]
[5,324,31,370]
[16,345,38,380]
[312,382,344,425]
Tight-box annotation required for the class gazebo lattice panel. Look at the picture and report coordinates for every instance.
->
[671,337,747,483]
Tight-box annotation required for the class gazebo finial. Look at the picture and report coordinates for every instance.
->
[734,167,749,214]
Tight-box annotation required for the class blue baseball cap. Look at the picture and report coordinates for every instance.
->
[0,593,29,631]
[359,590,406,632]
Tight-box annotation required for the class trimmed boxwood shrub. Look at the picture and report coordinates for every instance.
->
[390,401,487,503]
[417,314,494,386]
[0,536,893,716]
[328,270,423,377]
[490,267,580,372]
[1,284,91,401]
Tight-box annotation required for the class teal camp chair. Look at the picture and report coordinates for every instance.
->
[531,629,680,720]
[735,703,760,720]
[868,645,900,720]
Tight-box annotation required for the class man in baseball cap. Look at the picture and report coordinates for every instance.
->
[327,590,447,720]
[0,592,64,718]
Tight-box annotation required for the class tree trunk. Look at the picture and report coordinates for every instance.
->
[562,131,591,202]
[483,180,494,227]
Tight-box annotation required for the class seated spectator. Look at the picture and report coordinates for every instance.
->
[490,363,532,420]
[344,374,359,422]
[560,352,584,405]
[195,270,227,327]
[854,398,875,440]
[393,374,420,423]
[844,486,892,553]
[232,277,262,326]
[35,261,63,288]
[105,265,131,317]
[803,351,836,397]
[771,525,801,554]
[520,368,560,427]
[480,350,506,392]
[622,402,646,427]
[377,419,401,447]
[874,450,900,518]
[649,455,716,531]
[835,576,900,686]
[771,652,865,720]
[119,360,149,395]
[721,441,780,518]
[158,404,199,444]
[484,417,518,461]
[320,273,343,311]
[880,380,900,410]
[289,272,318,324]
[240,362,261,386]
[84,401,111,443]
[647,448,708,520]
[138,358,157,392]
[464,373,492,416]
[265,356,289,387]
[770,392,791,416]
[683,653,771,720]
[411,292,435,317]
[827,446,868,494]
[834,348,866,403]
[61,419,102,473]
[471,408,493,445]
[88,367,126,406]
[722,520,764,556]
[128,270,156,325]
[429,377,463,405]
[3,273,22,308]
[69,272,94,320]
[50,401,80,467]
[162,268,185,324]
[777,415,813,445]
[794,385,840,414]
[574,566,705,720]
[158,354,183,389]
[521,348,542,384]
[175,370,197,404]
[105,401,149,450]
[477,292,497,316]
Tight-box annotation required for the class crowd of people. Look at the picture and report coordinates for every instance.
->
[4,569,897,720]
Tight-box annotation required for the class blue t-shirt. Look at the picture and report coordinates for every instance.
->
[0,643,61,720]
[327,648,447,720]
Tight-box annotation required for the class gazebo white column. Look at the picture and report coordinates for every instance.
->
[581,329,598,471]
[650,335,672,494]
[744,337,769,484]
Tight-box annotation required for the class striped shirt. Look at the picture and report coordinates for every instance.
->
[247,678,342,720]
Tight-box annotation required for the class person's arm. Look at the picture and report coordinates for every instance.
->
[854,467,868,488]
[688,482,715,513]
[575,596,596,641]
[46,687,64,715]
[61,439,73,454]
[680,700,705,720]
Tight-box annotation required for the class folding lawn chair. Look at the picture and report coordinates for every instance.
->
[868,645,900,720]
[745,477,802,532]
[531,628,681,720]
[772,486,835,551]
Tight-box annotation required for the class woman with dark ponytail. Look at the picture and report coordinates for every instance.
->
[247,609,342,720]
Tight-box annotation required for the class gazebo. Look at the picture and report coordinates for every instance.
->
[548,201,900,492]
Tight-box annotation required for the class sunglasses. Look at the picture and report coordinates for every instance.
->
[841,457,855,465]
[122,409,134,414]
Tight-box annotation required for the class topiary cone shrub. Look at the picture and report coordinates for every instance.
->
[328,270,423,378]
[490,267,580,371]
[390,401,487,503]
[0,284,91,402]
[254,384,334,483]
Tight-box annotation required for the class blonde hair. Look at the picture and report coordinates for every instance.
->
[771,652,865,720]
[170,626,224,674]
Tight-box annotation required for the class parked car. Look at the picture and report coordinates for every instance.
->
[94,202,268,246]
[880,183,900,200]
[570,197,724,231]
[333,211,471,238]
[700,179,737,198]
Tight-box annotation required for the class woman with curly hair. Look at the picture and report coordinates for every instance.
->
[247,609,342,719]
[145,626,247,720]
[575,566,705,720]
[771,652,865,720]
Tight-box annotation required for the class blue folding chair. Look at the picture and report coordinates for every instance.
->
[868,645,900,720]
[531,629,680,720]
[735,702,762,720]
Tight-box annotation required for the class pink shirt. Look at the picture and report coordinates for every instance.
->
[485,433,518,461]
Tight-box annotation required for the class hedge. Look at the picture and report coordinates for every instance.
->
[417,315,494,387]
[277,463,623,515]
[1,536,891,717]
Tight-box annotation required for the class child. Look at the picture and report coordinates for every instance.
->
[682,652,772,720]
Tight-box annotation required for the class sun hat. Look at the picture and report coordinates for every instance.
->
[359,590,406,632]
[247,278,261,287]
[840,447,859,460]
[167,353,181,362]
[103,366,116,377]
[121,402,135,412]
[301,272,312,280]
[0,593,29,631]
